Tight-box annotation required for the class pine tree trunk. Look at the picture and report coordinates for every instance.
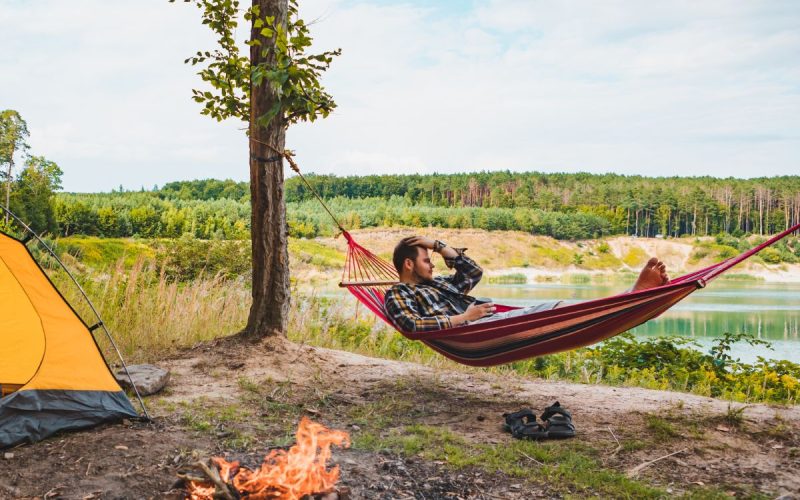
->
[4,152,14,224]
[243,0,290,339]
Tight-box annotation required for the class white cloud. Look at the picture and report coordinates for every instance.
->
[1,0,797,192]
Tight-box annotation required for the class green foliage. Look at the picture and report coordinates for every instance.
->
[54,191,251,239]
[57,236,155,268]
[760,247,782,264]
[173,0,340,127]
[622,246,646,267]
[355,425,669,498]
[1,109,30,222]
[0,109,29,170]
[691,241,741,264]
[709,331,773,368]
[155,234,251,280]
[287,238,344,269]
[159,179,248,201]
[644,415,679,439]
[285,172,800,238]
[485,273,527,284]
[9,156,63,234]
[527,332,800,404]
[52,190,617,241]
[292,297,800,405]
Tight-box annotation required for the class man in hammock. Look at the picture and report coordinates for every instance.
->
[384,236,669,332]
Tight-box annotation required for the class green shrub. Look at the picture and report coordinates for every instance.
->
[155,235,251,281]
[622,247,646,267]
[760,247,782,264]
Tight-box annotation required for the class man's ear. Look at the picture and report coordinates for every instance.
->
[403,257,414,272]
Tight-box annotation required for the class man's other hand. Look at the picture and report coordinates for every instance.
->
[464,302,494,321]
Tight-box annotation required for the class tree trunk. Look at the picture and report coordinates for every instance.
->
[4,150,14,224]
[244,0,290,339]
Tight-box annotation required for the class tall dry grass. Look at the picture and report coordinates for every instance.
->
[52,257,250,363]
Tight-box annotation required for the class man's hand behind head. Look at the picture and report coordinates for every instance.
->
[403,236,436,250]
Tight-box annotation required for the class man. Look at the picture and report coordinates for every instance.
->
[384,236,669,333]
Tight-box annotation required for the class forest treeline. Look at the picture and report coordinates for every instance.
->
[50,172,800,240]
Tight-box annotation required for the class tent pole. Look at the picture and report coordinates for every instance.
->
[0,205,150,420]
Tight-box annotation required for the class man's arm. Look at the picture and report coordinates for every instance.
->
[384,285,452,332]
[384,286,494,331]
[441,245,483,294]
[406,237,483,294]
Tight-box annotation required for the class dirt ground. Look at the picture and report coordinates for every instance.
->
[2,337,799,499]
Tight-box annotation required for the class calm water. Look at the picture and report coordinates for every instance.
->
[475,281,800,364]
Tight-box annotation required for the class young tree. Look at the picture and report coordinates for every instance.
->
[0,110,30,223]
[9,156,63,234]
[173,0,339,339]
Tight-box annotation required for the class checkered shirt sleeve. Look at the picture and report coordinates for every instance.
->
[384,284,452,333]
[442,247,483,294]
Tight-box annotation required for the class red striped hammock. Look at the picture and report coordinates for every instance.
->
[339,223,800,367]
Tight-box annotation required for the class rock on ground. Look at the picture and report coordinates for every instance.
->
[115,364,170,395]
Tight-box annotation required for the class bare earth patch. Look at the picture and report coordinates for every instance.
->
[2,337,798,499]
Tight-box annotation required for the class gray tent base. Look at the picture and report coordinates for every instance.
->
[0,389,138,449]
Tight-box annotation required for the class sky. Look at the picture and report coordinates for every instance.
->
[1,0,798,192]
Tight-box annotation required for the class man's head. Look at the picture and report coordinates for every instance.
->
[393,236,434,284]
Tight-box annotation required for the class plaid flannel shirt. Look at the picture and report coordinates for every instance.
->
[384,247,483,332]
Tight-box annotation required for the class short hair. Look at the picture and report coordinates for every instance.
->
[393,237,421,275]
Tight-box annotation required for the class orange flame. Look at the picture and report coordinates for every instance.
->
[187,417,350,500]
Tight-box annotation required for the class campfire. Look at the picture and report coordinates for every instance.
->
[183,417,350,499]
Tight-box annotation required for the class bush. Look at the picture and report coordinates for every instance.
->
[155,235,251,281]
[760,247,782,264]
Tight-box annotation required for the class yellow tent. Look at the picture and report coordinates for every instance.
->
[1,230,138,448]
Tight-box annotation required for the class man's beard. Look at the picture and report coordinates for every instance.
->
[412,267,431,283]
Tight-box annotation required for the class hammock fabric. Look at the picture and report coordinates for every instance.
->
[339,223,800,367]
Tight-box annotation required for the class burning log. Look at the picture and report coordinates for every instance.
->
[183,417,350,500]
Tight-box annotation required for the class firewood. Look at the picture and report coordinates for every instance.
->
[196,460,236,500]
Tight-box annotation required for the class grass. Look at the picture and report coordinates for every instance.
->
[57,236,156,268]
[718,273,764,282]
[644,414,680,439]
[622,246,647,267]
[353,424,732,498]
[177,398,258,449]
[288,238,346,269]
[337,378,669,497]
[51,257,250,363]
[485,273,527,284]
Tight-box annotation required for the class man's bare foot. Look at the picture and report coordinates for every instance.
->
[632,257,669,291]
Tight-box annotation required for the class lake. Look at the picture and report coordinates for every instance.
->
[475,280,800,364]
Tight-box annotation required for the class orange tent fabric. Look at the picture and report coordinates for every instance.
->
[1,231,137,448]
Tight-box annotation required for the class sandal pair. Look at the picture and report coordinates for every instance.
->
[503,401,576,440]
